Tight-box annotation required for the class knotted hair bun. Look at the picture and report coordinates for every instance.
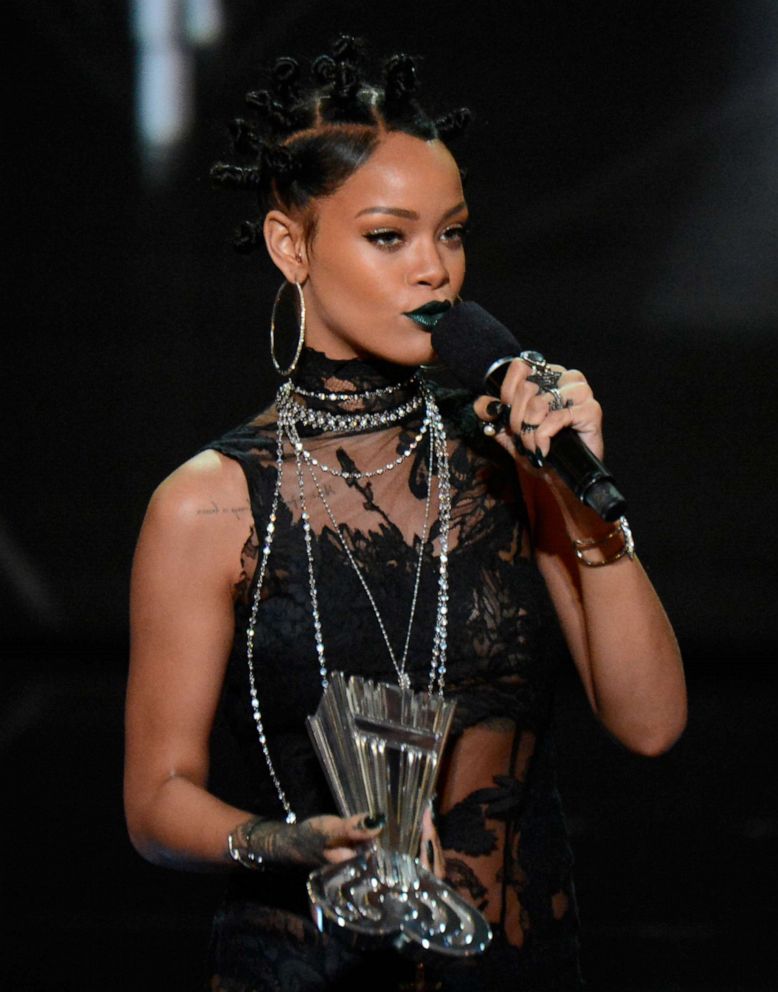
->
[330,33,365,66]
[229,118,261,156]
[271,56,300,102]
[260,143,299,180]
[212,33,473,254]
[244,89,295,135]
[312,55,362,118]
[232,219,264,254]
[434,107,473,142]
[384,54,418,105]
[311,54,336,86]
[312,36,371,123]
[209,162,262,190]
[210,144,299,189]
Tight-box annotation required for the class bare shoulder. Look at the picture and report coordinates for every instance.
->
[137,450,252,585]
[149,450,249,526]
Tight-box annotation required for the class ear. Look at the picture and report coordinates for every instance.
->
[263,210,308,283]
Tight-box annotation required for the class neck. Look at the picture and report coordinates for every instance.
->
[291,347,416,395]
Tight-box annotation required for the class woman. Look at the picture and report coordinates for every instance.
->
[124,38,686,991]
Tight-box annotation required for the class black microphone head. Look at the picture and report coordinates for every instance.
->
[430,301,523,393]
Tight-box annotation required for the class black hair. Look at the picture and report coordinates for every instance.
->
[210,34,472,252]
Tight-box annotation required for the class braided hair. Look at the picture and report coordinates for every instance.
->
[210,35,472,252]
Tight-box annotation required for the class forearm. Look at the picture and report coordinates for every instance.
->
[125,771,383,872]
[126,772,253,871]
[539,482,687,755]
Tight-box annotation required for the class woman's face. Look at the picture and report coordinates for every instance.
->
[297,131,468,366]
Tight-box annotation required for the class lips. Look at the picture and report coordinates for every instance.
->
[403,299,453,330]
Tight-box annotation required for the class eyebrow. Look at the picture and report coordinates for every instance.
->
[354,201,467,221]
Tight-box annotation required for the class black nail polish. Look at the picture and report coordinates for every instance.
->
[427,840,435,865]
[530,448,544,469]
[363,813,386,830]
[495,407,512,432]
[485,400,503,418]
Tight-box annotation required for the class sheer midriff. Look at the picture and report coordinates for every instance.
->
[205,348,583,990]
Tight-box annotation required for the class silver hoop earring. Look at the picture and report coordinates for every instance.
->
[270,280,306,376]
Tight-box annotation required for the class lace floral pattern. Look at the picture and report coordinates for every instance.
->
[205,348,583,990]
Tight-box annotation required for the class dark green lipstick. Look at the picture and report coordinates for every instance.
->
[403,299,453,330]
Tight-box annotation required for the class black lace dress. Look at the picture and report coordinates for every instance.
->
[205,348,584,992]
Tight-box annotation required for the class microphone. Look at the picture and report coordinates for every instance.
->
[430,301,627,522]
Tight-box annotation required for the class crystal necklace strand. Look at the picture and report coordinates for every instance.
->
[282,402,431,481]
[243,439,298,823]
[426,400,451,695]
[301,422,436,690]
[279,379,424,434]
[292,372,418,403]
[243,380,451,822]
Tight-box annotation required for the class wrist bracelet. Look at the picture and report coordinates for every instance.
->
[227,816,267,871]
[572,516,635,567]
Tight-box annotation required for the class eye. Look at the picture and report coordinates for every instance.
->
[363,229,404,250]
[441,223,468,245]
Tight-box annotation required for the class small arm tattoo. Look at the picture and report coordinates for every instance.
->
[196,499,251,520]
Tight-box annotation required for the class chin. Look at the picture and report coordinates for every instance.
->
[389,330,437,367]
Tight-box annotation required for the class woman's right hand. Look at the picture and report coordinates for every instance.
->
[239,812,386,869]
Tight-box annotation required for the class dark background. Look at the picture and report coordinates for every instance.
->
[3,1,776,989]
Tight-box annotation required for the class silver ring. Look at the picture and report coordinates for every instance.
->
[482,422,497,437]
[520,421,539,434]
[520,350,562,391]
[547,387,565,412]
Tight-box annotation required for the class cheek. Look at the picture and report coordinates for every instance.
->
[322,246,399,301]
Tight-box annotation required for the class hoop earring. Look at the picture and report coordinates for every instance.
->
[270,280,306,376]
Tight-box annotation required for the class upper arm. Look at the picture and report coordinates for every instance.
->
[124,450,252,822]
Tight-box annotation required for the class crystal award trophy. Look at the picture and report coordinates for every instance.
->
[306,672,492,956]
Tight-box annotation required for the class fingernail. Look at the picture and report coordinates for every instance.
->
[530,448,544,468]
[363,813,386,830]
[426,840,434,865]
[485,400,503,418]
[495,407,512,432]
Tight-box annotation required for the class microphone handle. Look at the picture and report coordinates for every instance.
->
[545,427,627,523]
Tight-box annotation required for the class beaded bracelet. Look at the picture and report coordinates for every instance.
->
[227,816,267,871]
[572,516,635,567]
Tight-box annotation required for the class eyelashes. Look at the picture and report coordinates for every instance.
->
[363,229,404,249]
[363,223,468,251]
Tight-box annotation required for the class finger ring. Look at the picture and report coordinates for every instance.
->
[520,421,539,434]
[520,349,562,391]
[482,422,497,437]
[547,387,565,412]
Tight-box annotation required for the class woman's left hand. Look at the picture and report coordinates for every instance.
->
[474,359,604,463]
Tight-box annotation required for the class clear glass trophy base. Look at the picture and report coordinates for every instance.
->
[308,847,492,957]
[306,673,493,957]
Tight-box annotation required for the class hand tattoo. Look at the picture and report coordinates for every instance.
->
[239,818,329,869]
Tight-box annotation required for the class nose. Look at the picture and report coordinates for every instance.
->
[408,238,449,289]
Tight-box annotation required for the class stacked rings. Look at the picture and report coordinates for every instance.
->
[547,387,565,411]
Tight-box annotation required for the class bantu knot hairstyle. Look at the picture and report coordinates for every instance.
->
[210,34,472,253]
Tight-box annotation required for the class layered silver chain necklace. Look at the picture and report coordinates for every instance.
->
[244,375,452,823]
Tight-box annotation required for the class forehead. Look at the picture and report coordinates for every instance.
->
[327,132,464,214]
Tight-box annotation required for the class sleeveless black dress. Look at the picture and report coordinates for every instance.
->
[204,348,584,991]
